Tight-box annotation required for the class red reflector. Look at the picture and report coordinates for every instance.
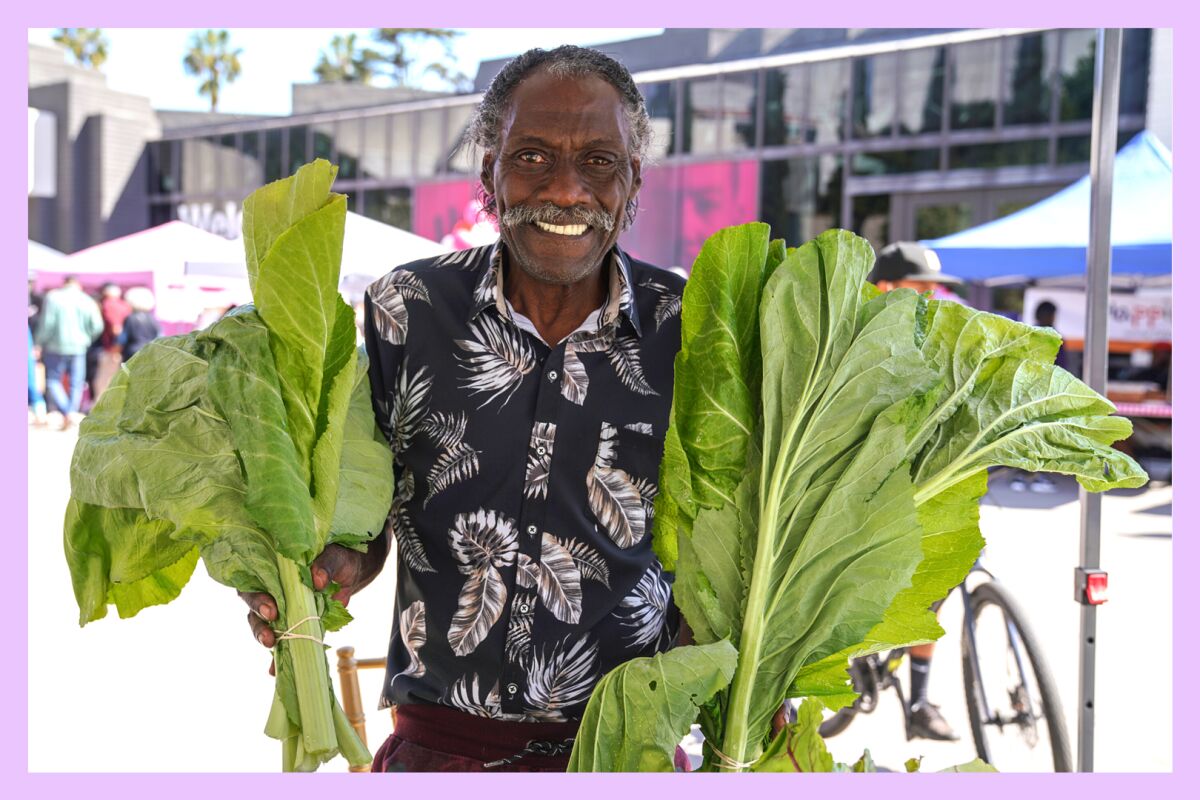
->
[1086,572,1108,605]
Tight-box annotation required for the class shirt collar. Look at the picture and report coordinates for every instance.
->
[469,241,643,338]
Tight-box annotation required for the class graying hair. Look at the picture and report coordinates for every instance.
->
[466,45,652,223]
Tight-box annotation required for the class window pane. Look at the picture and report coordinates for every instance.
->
[148,141,178,195]
[949,139,1048,169]
[415,109,446,178]
[215,134,238,194]
[762,65,806,147]
[852,193,890,253]
[264,129,284,183]
[312,120,335,164]
[364,187,413,230]
[238,131,263,189]
[807,60,849,144]
[335,119,360,180]
[915,203,973,239]
[722,71,758,151]
[150,203,174,227]
[287,126,310,176]
[682,76,721,154]
[852,53,897,138]
[1003,33,1053,125]
[388,113,415,180]
[445,105,479,175]
[898,47,945,135]
[759,155,842,246]
[639,81,677,157]
[1119,28,1152,116]
[950,40,1000,130]
[1059,29,1096,122]
[362,116,389,181]
[180,137,215,195]
[1057,129,1138,164]
[851,148,940,176]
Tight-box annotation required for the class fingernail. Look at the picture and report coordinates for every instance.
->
[315,569,328,586]
[258,632,269,646]
[258,604,272,620]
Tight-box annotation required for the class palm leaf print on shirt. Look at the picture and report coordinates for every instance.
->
[636,276,682,331]
[537,534,583,624]
[396,600,427,678]
[523,635,599,720]
[607,336,659,396]
[523,422,557,499]
[424,441,481,508]
[387,477,434,574]
[369,269,430,345]
[586,423,646,548]
[560,345,589,406]
[447,509,517,656]
[444,673,503,718]
[455,316,536,409]
[391,362,432,455]
[418,410,468,449]
[505,591,537,664]
[616,560,672,651]
[562,537,610,589]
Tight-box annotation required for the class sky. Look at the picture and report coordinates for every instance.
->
[27,28,664,116]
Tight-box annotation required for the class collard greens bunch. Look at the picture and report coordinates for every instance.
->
[64,161,392,771]
[568,224,1146,772]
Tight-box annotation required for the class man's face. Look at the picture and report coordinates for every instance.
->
[878,278,943,294]
[481,69,642,286]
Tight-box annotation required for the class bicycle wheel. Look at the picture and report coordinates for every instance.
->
[961,580,1072,772]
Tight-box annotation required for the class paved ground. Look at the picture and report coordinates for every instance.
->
[29,424,1172,772]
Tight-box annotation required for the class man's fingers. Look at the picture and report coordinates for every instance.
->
[239,590,277,622]
[247,610,276,648]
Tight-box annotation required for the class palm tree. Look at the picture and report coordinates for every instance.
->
[52,28,108,70]
[183,29,243,112]
[313,32,380,84]
[371,28,469,91]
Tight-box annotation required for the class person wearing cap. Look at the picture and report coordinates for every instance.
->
[870,241,963,742]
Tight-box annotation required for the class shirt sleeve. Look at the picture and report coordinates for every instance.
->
[362,287,403,450]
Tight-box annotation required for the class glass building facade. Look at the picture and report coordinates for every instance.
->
[147,28,1154,268]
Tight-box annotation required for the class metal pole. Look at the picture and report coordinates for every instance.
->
[1077,27,1122,774]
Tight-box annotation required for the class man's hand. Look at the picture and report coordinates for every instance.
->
[239,537,389,653]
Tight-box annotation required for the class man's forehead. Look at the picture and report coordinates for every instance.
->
[499,71,630,147]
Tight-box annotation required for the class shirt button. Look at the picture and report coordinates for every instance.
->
[547,370,558,381]
[519,603,530,614]
[507,683,519,695]
[536,446,547,456]
[526,524,537,536]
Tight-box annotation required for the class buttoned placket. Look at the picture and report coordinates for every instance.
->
[496,325,569,714]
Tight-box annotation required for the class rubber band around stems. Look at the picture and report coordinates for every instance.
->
[274,615,326,647]
[703,739,757,771]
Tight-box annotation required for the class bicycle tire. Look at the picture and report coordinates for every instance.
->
[960,580,1073,772]
[818,704,858,738]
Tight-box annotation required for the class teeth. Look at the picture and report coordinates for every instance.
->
[535,221,587,236]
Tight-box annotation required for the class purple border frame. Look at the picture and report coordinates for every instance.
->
[8,4,1192,797]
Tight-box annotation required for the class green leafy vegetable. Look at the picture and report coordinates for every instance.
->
[63,160,392,771]
[571,223,1146,772]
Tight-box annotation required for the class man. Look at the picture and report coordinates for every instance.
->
[867,242,963,742]
[89,282,132,402]
[241,46,687,772]
[35,275,102,430]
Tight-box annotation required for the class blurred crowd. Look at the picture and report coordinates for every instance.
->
[28,278,160,431]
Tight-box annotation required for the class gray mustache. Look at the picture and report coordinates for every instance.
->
[501,203,615,233]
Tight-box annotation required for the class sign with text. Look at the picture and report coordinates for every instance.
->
[1023,287,1172,343]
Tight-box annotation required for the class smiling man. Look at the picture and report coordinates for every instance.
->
[242,45,687,772]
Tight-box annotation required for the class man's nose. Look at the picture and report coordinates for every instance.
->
[539,158,592,209]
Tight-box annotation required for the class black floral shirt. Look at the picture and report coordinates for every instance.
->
[363,241,686,722]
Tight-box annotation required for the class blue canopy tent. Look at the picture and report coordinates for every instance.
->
[922,131,1172,281]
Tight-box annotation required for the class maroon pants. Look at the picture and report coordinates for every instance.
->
[371,704,580,772]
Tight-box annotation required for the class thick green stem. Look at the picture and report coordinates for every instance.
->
[276,553,337,757]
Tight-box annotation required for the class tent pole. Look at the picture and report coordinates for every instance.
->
[1078,27,1122,774]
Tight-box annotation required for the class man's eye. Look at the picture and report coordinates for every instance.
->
[518,152,546,164]
[586,156,614,166]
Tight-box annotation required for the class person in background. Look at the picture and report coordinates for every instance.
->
[28,326,48,427]
[28,276,44,332]
[88,282,132,403]
[36,275,102,430]
[867,241,963,742]
[118,287,161,362]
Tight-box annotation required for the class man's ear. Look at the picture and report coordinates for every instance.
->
[630,156,643,201]
[481,152,496,196]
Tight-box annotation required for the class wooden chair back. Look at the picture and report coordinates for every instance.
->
[335,646,398,772]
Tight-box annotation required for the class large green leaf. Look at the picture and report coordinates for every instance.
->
[568,640,738,772]
[751,698,833,772]
[327,351,394,549]
[201,308,317,563]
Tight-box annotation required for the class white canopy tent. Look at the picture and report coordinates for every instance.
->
[28,240,66,275]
